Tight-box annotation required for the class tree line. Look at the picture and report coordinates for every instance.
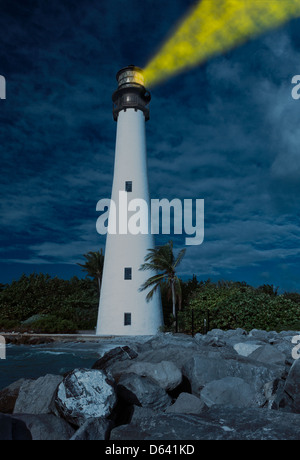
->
[0,241,299,333]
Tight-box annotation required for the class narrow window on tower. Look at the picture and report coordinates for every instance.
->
[125,181,132,192]
[124,267,132,280]
[124,313,132,326]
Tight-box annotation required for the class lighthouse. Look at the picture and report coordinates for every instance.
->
[96,65,164,336]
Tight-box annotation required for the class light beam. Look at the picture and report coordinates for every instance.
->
[143,0,300,87]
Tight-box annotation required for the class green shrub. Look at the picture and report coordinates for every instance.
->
[181,280,300,333]
[0,318,20,332]
[1,273,299,334]
[0,273,98,332]
[29,315,78,334]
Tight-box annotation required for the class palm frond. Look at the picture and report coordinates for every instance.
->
[139,241,186,319]
[139,273,165,292]
[140,262,162,272]
[173,248,186,269]
[145,283,161,302]
[77,250,104,283]
[140,243,175,273]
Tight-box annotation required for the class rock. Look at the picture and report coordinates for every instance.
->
[269,339,296,365]
[200,377,257,408]
[0,379,31,414]
[92,346,138,371]
[205,329,247,340]
[263,379,285,410]
[12,414,75,440]
[0,414,32,440]
[279,330,300,337]
[198,329,266,352]
[55,369,117,427]
[28,337,54,345]
[165,392,208,415]
[124,361,182,391]
[205,329,226,338]
[4,335,53,345]
[183,355,284,402]
[234,328,248,336]
[248,345,286,366]
[117,373,172,411]
[202,336,227,348]
[98,343,201,383]
[129,345,201,372]
[283,359,300,413]
[70,417,112,441]
[233,343,261,357]
[143,333,195,351]
[110,405,300,440]
[13,374,63,415]
[194,333,204,342]
[130,406,158,424]
[248,329,271,342]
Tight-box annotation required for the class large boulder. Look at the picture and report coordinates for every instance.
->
[0,414,32,441]
[12,414,75,441]
[135,346,193,368]
[263,379,286,410]
[248,345,286,366]
[110,405,300,440]
[270,337,298,365]
[97,344,199,380]
[117,373,172,411]
[92,346,138,372]
[124,361,182,391]
[14,375,63,415]
[283,359,300,413]
[55,369,117,427]
[204,329,249,348]
[141,333,196,352]
[0,379,31,414]
[200,377,257,408]
[183,355,284,405]
[165,392,207,415]
[70,417,112,441]
[130,406,158,424]
[233,343,261,357]
[248,329,274,342]
[129,334,203,370]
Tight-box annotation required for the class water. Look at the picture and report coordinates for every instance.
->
[0,338,147,389]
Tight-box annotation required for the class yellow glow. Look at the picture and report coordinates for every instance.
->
[144,0,300,87]
[133,74,145,86]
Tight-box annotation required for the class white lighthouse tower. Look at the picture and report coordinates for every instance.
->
[96,65,164,336]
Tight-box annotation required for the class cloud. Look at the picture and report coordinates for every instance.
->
[0,1,299,291]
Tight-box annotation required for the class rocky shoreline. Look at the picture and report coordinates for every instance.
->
[1,332,113,345]
[0,328,299,440]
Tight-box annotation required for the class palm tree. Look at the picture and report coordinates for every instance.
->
[77,250,104,295]
[139,241,186,330]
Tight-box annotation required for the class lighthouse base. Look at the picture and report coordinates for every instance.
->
[96,290,163,336]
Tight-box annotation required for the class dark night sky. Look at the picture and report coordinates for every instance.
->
[1,0,300,292]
